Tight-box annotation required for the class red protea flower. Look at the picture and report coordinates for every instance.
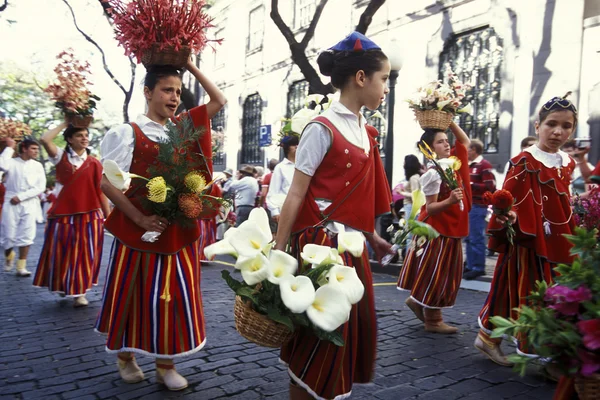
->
[482,191,493,206]
[492,189,514,210]
[178,193,203,219]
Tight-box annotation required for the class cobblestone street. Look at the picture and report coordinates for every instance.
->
[0,225,557,399]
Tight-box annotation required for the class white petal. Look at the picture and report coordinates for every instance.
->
[229,223,271,258]
[279,275,316,313]
[267,250,298,284]
[248,208,272,239]
[337,231,365,258]
[300,243,334,266]
[239,253,270,285]
[326,265,365,304]
[103,160,129,190]
[410,190,425,220]
[291,108,319,135]
[204,239,237,259]
[306,285,352,332]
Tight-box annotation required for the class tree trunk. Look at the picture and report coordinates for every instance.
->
[355,0,386,34]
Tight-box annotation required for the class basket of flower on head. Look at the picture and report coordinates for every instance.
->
[45,49,99,129]
[407,64,473,130]
[0,118,31,144]
[104,0,221,68]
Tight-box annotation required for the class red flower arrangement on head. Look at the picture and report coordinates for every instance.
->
[102,0,221,64]
[0,118,31,142]
[484,189,516,245]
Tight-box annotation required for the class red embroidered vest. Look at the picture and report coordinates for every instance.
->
[292,116,392,234]
[48,151,103,217]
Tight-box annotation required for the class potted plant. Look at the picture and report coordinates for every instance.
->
[45,50,99,128]
[490,228,600,400]
[406,65,472,130]
[103,0,220,67]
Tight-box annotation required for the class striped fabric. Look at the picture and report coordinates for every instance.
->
[478,244,556,355]
[280,227,376,400]
[198,218,217,261]
[397,235,463,308]
[95,238,206,358]
[33,210,104,296]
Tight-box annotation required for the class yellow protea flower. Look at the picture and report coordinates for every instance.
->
[449,156,462,171]
[418,140,437,160]
[184,171,207,193]
[147,177,169,203]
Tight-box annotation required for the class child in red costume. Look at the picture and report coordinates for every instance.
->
[274,32,393,400]
[95,60,226,391]
[33,123,110,307]
[475,94,577,366]
[397,122,472,334]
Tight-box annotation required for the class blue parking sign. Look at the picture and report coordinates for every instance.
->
[259,125,271,147]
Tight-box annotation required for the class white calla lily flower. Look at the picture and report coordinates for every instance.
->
[304,94,324,108]
[279,275,316,313]
[329,248,345,265]
[457,103,473,115]
[326,265,365,304]
[306,285,352,332]
[237,253,270,285]
[337,230,365,258]
[410,189,426,220]
[103,160,140,190]
[228,223,272,258]
[204,239,237,260]
[248,207,272,239]
[267,250,298,284]
[291,108,319,135]
[301,244,335,266]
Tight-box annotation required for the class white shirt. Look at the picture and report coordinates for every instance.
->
[267,158,295,216]
[420,168,442,196]
[101,114,170,173]
[0,147,46,205]
[230,176,259,207]
[49,147,88,196]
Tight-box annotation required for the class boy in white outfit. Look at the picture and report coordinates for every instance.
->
[0,138,46,276]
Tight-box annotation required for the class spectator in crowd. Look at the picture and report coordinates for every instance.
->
[230,165,259,226]
[267,136,299,224]
[397,154,424,255]
[464,139,496,280]
[561,139,595,195]
[260,159,278,208]
[220,168,234,197]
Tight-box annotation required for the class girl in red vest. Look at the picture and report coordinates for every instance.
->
[34,123,110,307]
[274,32,393,400]
[397,122,472,334]
[475,95,577,368]
[95,60,226,391]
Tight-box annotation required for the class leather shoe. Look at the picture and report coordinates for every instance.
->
[474,335,513,367]
[463,270,485,280]
[424,321,458,334]
[117,357,145,383]
[73,296,89,307]
[405,297,424,322]
[156,367,188,391]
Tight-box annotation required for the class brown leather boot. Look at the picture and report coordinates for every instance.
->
[474,332,513,367]
[424,308,458,334]
[405,297,424,322]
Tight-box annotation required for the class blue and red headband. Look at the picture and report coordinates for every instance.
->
[329,31,381,52]
[540,92,578,116]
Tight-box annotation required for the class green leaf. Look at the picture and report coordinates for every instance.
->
[266,309,295,331]
[221,270,242,292]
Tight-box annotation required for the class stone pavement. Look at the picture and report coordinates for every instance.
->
[0,225,556,399]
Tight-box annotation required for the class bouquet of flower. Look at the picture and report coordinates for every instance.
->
[573,190,600,233]
[103,115,230,242]
[483,189,516,246]
[418,140,464,210]
[407,65,472,130]
[490,228,600,388]
[382,189,439,265]
[0,118,31,142]
[103,0,220,66]
[205,207,366,347]
[45,50,99,127]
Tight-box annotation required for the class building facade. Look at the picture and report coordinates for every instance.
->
[201,0,600,185]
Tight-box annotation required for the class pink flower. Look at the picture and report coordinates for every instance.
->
[578,319,600,351]
[545,285,591,316]
[578,349,600,376]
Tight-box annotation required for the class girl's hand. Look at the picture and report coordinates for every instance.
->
[185,58,196,71]
[496,210,517,225]
[448,188,463,204]
[367,234,394,264]
[135,215,169,233]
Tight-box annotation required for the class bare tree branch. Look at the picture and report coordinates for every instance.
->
[62,0,135,122]
[355,0,386,34]
[299,0,328,49]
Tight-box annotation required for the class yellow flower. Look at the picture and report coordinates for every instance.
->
[449,156,462,171]
[147,177,169,203]
[184,171,207,193]
[418,140,437,160]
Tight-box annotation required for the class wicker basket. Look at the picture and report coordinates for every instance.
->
[233,296,294,348]
[141,44,191,68]
[575,374,600,400]
[414,109,454,131]
[67,114,93,129]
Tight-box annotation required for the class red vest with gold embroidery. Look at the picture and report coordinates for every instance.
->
[292,116,392,234]
[48,151,103,217]
[104,106,216,254]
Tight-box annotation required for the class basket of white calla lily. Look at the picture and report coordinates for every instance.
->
[208,207,367,348]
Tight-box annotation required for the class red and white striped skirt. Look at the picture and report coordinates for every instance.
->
[198,218,217,261]
[95,238,206,358]
[33,210,104,296]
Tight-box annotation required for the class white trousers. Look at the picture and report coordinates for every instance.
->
[1,201,37,248]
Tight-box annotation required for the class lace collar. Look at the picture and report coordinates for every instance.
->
[524,145,570,169]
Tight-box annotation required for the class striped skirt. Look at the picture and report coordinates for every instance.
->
[280,227,376,400]
[198,218,217,261]
[397,235,463,309]
[478,245,557,355]
[33,210,104,296]
[95,238,206,358]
